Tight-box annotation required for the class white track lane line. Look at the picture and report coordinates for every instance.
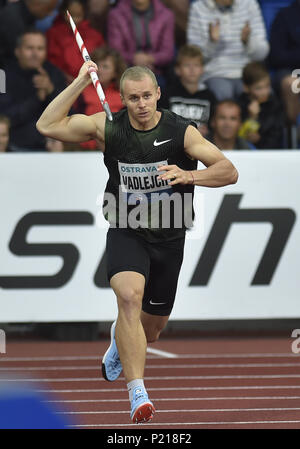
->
[34,386,300,393]
[146,347,178,358]
[1,362,300,371]
[2,374,300,382]
[68,420,300,427]
[44,396,300,403]
[57,407,300,415]
[0,353,298,362]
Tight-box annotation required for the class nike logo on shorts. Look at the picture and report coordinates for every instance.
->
[153,139,172,147]
[150,299,166,305]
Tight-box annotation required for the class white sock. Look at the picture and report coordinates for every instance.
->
[127,379,145,402]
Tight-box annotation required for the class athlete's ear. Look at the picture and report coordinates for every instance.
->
[157,86,161,100]
[120,93,126,106]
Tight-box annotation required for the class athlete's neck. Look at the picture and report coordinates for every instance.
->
[128,110,161,131]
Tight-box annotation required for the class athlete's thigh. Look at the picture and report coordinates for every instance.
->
[142,237,185,316]
[106,227,151,286]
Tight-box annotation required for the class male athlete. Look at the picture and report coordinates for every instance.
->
[37,61,238,424]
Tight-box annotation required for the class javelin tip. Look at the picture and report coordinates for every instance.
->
[103,103,113,121]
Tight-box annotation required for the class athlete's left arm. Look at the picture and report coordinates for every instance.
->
[158,125,238,187]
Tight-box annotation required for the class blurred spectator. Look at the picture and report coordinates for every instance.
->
[0,114,11,152]
[81,46,126,116]
[0,29,67,151]
[207,100,254,150]
[79,46,126,150]
[47,0,105,83]
[187,0,269,101]
[269,0,300,126]
[238,62,284,149]
[107,0,175,83]
[35,1,61,33]
[159,44,216,137]
[161,0,189,47]
[87,0,111,39]
[0,0,59,66]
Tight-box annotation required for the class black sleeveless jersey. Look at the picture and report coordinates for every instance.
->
[103,108,198,242]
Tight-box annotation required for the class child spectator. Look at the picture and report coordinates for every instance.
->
[238,62,284,149]
[207,100,254,150]
[47,0,105,83]
[0,114,11,152]
[79,46,127,150]
[159,44,216,137]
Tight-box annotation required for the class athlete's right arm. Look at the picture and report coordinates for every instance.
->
[36,61,105,144]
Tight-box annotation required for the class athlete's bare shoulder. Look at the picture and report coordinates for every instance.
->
[90,111,107,152]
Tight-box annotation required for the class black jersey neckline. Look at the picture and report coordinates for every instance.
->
[127,108,164,134]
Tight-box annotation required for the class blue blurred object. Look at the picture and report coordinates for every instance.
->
[35,9,59,33]
[35,0,62,32]
[0,384,72,429]
[258,0,294,36]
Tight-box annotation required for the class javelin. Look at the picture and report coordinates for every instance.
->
[66,10,113,121]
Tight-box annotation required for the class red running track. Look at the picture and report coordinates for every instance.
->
[0,336,300,429]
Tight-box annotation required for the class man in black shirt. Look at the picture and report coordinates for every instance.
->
[207,100,254,150]
[0,0,58,66]
[36,62,238,423]
[0,29,66,151]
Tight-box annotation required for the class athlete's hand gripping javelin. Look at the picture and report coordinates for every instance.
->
[67,10,113,121]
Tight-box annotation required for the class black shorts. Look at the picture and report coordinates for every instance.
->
[106,227,185,316]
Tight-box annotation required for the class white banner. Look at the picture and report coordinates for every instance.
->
[0,151,299,322]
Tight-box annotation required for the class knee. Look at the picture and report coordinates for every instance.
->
[117,286,144,312]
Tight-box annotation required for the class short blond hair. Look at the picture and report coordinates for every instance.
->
[120,66,158,96]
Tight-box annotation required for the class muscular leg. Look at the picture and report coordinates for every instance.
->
[110,271,147,383]
[141,310,169,343]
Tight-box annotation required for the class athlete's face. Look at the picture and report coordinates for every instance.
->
[121,76,161,129]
